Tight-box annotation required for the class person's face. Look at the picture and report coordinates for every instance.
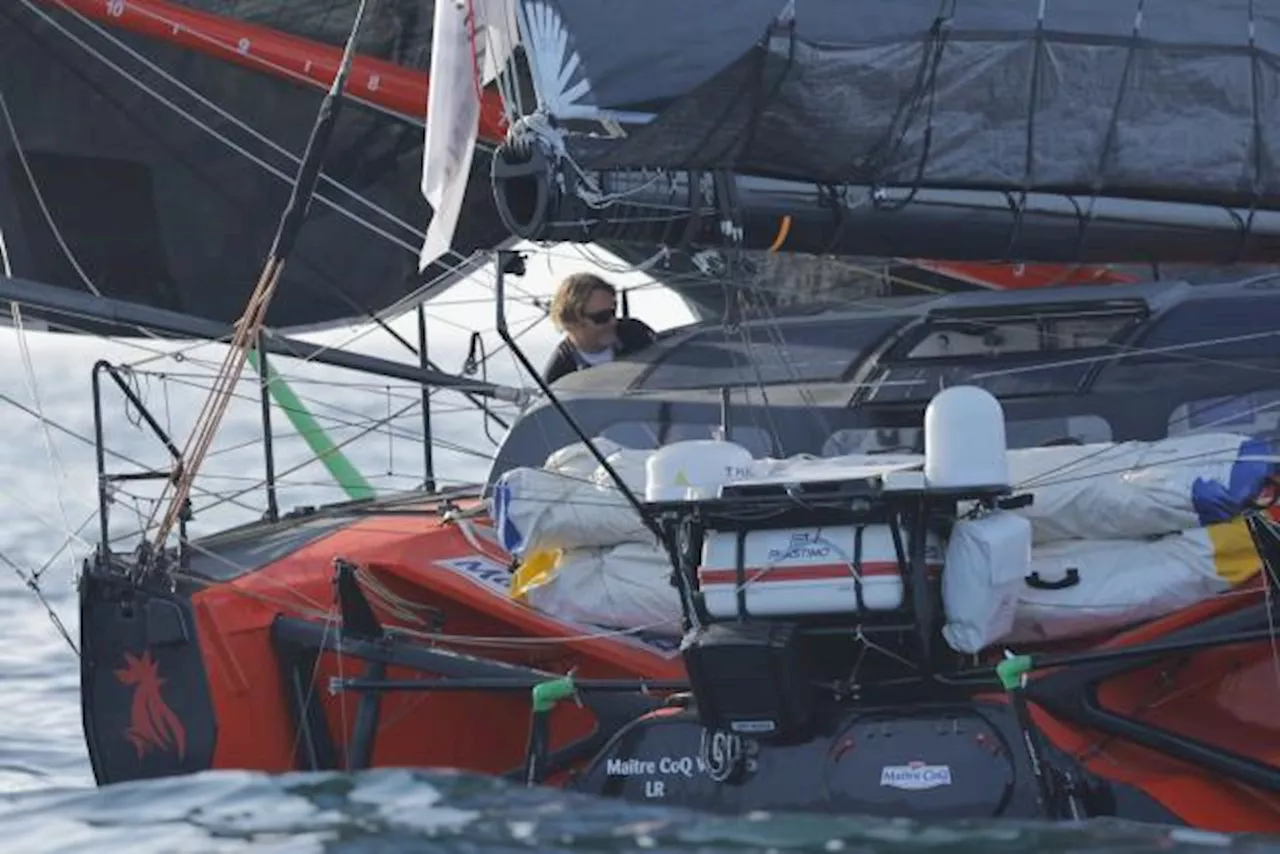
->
[565,288,618,352]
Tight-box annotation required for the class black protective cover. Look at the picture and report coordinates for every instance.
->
[575,703,1051,819]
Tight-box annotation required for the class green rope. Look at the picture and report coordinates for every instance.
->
[247,349,376,500]
[532,675,577,713]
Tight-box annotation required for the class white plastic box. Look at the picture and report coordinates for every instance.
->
[698,524,944,618]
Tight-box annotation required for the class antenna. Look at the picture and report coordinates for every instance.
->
[718,386,732,441]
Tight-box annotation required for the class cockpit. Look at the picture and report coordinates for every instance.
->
[485,276,1280,489]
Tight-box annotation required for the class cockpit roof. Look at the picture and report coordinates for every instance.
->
[486,273,1280,487]
[544,276,1237,400]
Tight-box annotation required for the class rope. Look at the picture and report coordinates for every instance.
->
[149,0,372,551]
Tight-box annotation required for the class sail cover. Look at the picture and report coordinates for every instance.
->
[477,0,1280,262]
[516,0,1280,205]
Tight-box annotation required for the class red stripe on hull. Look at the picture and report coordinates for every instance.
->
[36,0,508,141]
[699,561,925,584]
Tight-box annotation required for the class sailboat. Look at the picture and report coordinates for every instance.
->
[1,0,1277,835]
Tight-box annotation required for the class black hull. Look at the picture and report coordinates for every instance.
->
[0,2,510,334]
[78,563,218,785]
[573,703,1182,823]
[75,535,1280,829]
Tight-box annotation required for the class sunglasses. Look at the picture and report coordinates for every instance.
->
[583,307,618,325]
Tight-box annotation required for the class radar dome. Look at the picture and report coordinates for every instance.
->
[645,440,754,501]
[924,386,1009,489]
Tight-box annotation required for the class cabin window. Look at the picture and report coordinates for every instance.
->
[901,310,1139,360]
[863,360,1096,403]
[1167,391,1280,438]
[638,316,905,390]
[1135,297,1280,361]
[821,415,1113,456]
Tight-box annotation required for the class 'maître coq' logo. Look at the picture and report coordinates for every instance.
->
[114,650,187,761]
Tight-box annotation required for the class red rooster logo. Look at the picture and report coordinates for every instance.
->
[114,650,187,760]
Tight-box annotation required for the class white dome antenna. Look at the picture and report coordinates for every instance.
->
[924,386,1010,490]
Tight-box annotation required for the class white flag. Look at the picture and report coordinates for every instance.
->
[419,0,515,273]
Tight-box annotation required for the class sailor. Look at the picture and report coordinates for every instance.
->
[542,272,656,384]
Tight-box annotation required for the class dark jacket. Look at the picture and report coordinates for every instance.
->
[541,317,657,385]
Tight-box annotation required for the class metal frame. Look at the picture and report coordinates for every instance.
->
[91,360,190,560]
[270,559,674,783]
[78,271,521,554]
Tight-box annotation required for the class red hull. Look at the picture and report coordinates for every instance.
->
[75,494,1280,830]
[187,499,683,779]
[37,0,509,139]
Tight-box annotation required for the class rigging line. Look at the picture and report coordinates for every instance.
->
[0,215,10,278]
[288,605,340,769]
[701,272,1280,386]
[463,306,549,379]
[0,491,116,584]
[0,88,100,298]
[1011,446,1280,494]
[31,506,99,582]
[97,498,336,611]
[37,0,427,243]
[9,304,79,580]
[123,358,486,454]
[1073,0,1147,261]
[702,204,832,443]
[193,470,456,487]
[29,0,536,324]
[87,484,336,610]
[0,476,98,552]
[191,397,423,520]
[965,326,1280,383]
[158,539,688,650]
[21,283,505,451]
[234,270,541,406]
[301,296,517,432]
[0,382,263,517]
[19,307,249,374]
[720,280,785,449]
[733,267,837,440]
[3,79,269,364]
[0,549,78,656]
[5,37,505,504]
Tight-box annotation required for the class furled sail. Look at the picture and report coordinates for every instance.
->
[485,0,1280,263]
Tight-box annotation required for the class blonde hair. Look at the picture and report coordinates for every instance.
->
[549,272,616,331]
